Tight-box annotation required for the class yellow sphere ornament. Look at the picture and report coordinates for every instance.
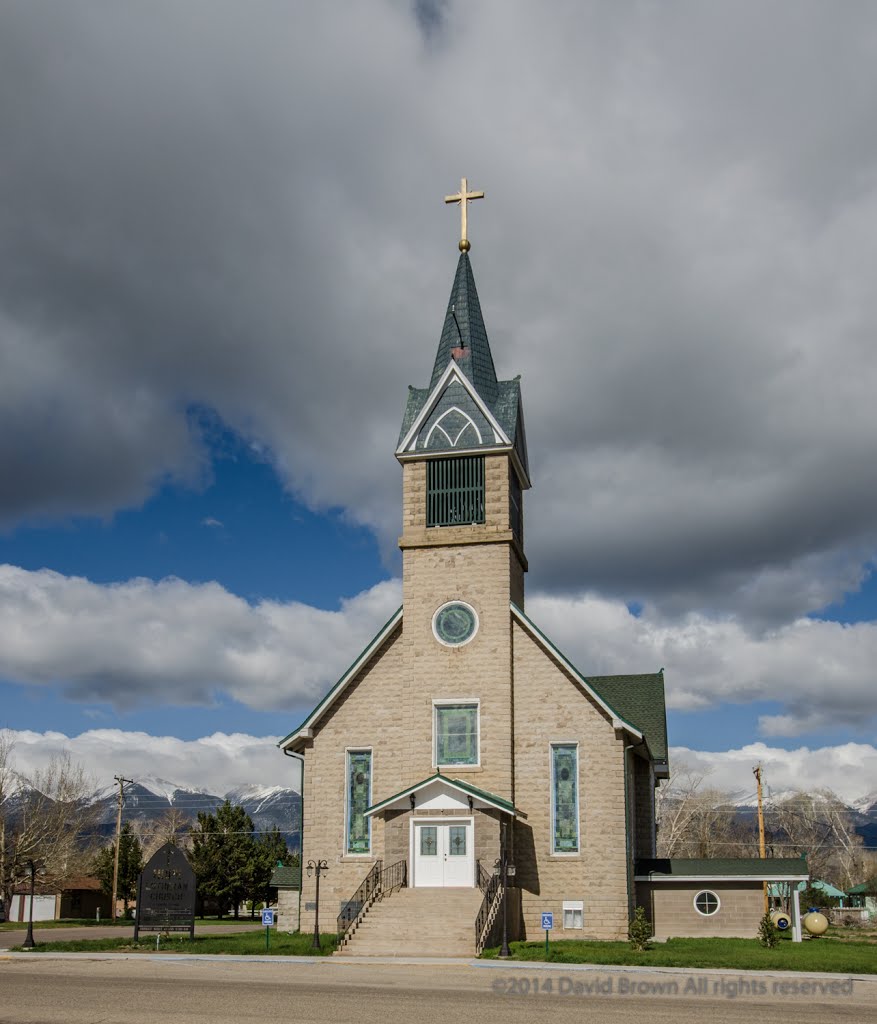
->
[802,911,829,935]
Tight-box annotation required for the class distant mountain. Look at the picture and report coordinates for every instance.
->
[88,778,301,852]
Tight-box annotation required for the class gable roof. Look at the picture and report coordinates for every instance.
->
[278,606,403,751]
[636,858,809,881]
[365,772,518,817]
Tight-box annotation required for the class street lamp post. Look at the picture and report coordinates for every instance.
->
[22,860,36,949]
[306,860,329,951]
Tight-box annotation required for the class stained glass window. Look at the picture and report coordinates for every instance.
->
[346,750,371,854]
[448,826,467,857]
[420,826,438,856]
[551,744,579,853]
[435,703,479,766]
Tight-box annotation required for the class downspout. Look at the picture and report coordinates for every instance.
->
[283,748,305,930]
[623,742,636,921]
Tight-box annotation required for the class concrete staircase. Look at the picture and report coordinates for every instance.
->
[337,887,483,957]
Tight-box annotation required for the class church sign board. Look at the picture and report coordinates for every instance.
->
[133,842,196,940]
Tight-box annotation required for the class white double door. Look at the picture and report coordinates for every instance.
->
[412,819,474,887]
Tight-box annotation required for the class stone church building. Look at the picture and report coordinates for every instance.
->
[280,202,806,954]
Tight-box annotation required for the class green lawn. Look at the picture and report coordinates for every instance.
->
[9,930,337,956]
[482,935,877,974]
[0,917,262,932]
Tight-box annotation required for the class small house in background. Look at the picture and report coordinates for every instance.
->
[269,862,301,933]
[8,876,111,922]
[847,881,877,921]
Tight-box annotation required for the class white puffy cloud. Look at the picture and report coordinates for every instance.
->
[1,564,875,738]
[5,727,873,806]
[5,728,294,797]
[0,564,401,711]
[672,742,877,806]
[0,3,876,620]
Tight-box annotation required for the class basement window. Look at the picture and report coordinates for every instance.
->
[563,901,584,929]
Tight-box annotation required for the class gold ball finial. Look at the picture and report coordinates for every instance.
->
[459,239,471,252]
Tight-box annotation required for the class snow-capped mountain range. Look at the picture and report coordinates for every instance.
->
[91,777,301,849]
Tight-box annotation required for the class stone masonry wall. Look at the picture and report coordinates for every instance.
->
[511,621,631,941]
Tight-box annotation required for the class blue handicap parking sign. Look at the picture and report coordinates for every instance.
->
[261,908,275,926]
[541,912,553,930]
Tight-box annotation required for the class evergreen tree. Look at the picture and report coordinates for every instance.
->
[249,826,289,915]
[188,801,257,919]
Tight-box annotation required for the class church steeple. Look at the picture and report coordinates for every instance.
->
[429,252,499,405]
[396,182,531,589]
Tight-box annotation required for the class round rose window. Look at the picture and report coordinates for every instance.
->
[432,601,478,647]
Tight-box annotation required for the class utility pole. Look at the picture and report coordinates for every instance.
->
[753,764,768,914]
[111,776,133,921]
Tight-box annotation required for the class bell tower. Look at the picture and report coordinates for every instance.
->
[394,181,530,791]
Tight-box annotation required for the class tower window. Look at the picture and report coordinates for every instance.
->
[427,456,485,527]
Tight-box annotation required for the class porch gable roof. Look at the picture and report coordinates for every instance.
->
[364,772,518,817]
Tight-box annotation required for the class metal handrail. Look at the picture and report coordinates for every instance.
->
[475,867,503,953]
[380,858,407,897]
[337,860,382,941]
[336,858,408,943]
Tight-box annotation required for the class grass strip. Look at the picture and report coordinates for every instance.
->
[11,930,337,956]
[482,935,876,974]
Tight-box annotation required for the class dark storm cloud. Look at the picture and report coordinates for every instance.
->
[1,1,876,625]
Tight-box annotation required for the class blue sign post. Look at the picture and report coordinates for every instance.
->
[541,912,553,955]
[262,907,276,950]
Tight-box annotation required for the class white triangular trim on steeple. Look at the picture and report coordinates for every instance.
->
[424,406,483,449]
[396,360,512,456]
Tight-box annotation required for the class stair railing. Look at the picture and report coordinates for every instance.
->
[336,858,408,946]
[337,860,382,943]
[475,865,503,954]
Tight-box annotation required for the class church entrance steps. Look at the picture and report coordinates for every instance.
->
[335,887,483,958]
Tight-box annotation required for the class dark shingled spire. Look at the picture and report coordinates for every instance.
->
[429,252,498,405]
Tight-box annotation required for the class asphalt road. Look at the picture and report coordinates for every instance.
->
[0,922,262,949]
[1,957,875,1024]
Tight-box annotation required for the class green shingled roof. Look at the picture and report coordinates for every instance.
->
[637,858,809,879]
[430,252,498,403]
[269,863,301,888]
[586,673,669,763]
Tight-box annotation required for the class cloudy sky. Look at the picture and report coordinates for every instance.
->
[1,1,876,804]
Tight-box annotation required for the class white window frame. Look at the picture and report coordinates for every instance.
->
[563,900,584,929]
[344,746,373,857]
[433,699,481,769]
[693,889,721,916]
[550,741,580,856]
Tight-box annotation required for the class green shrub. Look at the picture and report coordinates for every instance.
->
[628,906,652,951]
[758,913,780,948]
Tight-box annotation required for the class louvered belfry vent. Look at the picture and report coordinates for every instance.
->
[427,456,485,527]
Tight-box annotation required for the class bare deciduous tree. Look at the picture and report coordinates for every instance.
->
[655,762,752,858]
[768,789,866,890]
[0,731,100,912]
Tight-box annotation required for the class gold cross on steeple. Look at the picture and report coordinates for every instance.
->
[444,177,484,252]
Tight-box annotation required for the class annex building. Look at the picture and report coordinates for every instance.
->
[280,184,807,955]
